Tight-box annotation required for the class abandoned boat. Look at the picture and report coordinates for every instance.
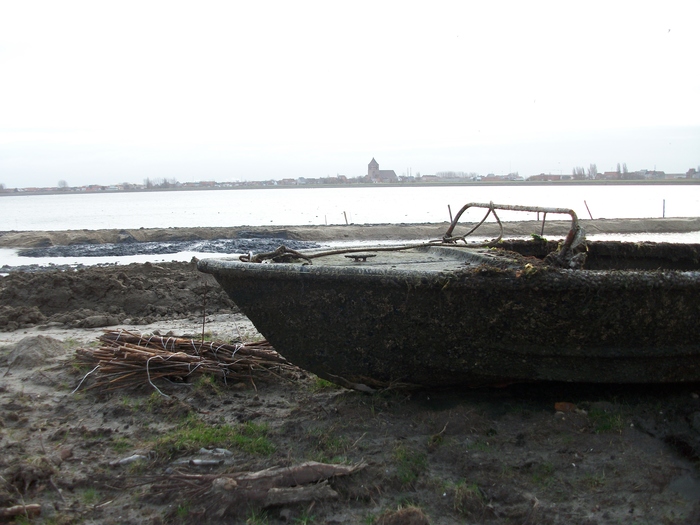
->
[198,203,700,387]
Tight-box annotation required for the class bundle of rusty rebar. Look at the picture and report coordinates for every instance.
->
[74,330,297,393]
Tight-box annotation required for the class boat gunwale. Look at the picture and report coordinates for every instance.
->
[198,256,700,289]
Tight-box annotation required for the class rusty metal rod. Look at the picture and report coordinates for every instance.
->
[443,202,579,249]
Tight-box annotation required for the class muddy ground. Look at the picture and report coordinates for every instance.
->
[3,217,700,249]
[1,223,700,524]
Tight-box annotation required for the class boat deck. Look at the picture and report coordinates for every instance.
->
[294,244,524,272]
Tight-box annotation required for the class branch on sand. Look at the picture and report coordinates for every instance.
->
[149,461,364,516]
[0,503,42,519]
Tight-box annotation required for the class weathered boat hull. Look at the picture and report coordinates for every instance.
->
[198,242,700,386]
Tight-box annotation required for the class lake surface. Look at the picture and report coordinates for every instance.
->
[2,184,699,268]
[2,184,699,231]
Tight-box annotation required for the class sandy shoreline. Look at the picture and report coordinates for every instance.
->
[1,217,700,248]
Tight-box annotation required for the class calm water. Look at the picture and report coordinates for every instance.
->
[1,184,699,231]
[1,184,699,268]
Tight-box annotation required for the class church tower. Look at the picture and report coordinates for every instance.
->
[368,158,379,180]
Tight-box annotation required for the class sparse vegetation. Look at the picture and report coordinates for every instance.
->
[310,376,340,392]
[531,462,556,487]
[392,444,428,486]
[589,406,625,434]
[246,509,270,525]
[293,509,316,524]
[306,426,350,463]
[466,438,491,452]
[82,487,99,505]
[581,469,608,490]
[453,481,486,517]
[110,436,133,453]
[1,261,698,523]
[152,414,274,457]
[176,501,191,520]
[193,373,223,396]
[375,504,430,525]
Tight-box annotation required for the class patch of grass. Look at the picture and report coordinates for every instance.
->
[119,395,141,411]
[82,487,99,505]
[453,480,485,517]
[110,437,133,453]
[152,414,275,457]
[362,390,406,418]
[146,391,166,412]
[176,501,191,520]
[58,380,74,391]
[466,438,491,452]
[499,464,516,480]
[560,434,575,445]
[392,444,428,486]
[79,427,111,441]
[293,509,316,524]
[193,374,222,396]
[246,509,269,525]
[375,505,429,525]
[310,376,340,393]
[126,458,151,475]
[199,331,214,342]
[589,407,624,434]
[63,337,88,351]
[361,514,376,525]
[70,356,94,375]
[581,469,607,490]
[531,462,556,487]
[307,426,350,463]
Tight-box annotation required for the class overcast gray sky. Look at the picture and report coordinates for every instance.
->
[1,0,699,188]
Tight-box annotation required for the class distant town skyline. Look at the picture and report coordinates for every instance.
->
[3,157,697,193]
[1,2,698,190]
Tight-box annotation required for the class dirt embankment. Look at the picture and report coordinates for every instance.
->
[0,260,234,331]
[2,217,700,248]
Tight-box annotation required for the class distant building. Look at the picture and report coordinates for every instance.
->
[367,158,398,183]
[528,174,568,181]
[482,173,524,182]
[636,170,666,180]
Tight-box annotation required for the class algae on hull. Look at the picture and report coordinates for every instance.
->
[199,241,700,386]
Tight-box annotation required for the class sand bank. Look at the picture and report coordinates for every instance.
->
[1,217,699,248]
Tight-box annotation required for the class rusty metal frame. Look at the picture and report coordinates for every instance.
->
[442,201,581,253]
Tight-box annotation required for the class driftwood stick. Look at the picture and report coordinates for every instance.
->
[0,503,42,519]
[264,481,338,506]
[233,461,359,490]
[209,462,360,507]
